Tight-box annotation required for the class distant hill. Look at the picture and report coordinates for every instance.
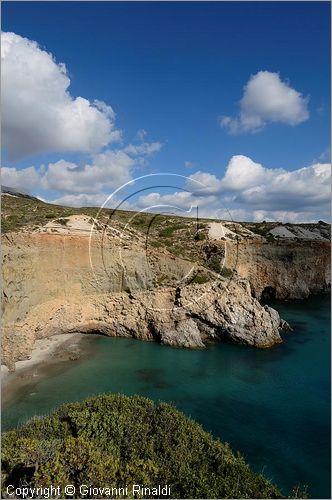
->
[1,185,40,201]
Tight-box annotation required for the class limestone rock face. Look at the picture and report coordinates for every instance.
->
[224,240,331,300]
[2,232,194,323]
[3,229,329,370]
[2,280,285,370]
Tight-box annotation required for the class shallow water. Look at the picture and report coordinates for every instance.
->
[2,295,330,498]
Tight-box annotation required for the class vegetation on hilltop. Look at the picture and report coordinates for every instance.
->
[2,195,330,266]
[1,394,282,499]
[1,195,100,233]
[1,195,210,262]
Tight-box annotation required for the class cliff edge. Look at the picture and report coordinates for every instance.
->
[1,195,330,370]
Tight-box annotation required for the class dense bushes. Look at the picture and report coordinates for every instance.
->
[1,394,281,499]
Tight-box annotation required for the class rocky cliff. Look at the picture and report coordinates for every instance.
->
[2,230,287,370]
[1,203,330,370]
[225,239,331,300]
[2,278,284,371]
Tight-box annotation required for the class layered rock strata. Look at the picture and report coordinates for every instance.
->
[2,232,289,370]
[2,279,284,370]
[224,240,331,299]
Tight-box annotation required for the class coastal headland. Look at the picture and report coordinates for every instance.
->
[2,193,330,372]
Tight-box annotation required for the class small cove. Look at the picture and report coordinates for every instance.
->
[2,294,330,498]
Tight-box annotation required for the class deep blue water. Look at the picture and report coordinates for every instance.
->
[2,295,330,498]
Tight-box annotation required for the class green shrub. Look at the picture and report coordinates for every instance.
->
[150,240,163,248]
[1,394,281,499]
[57,218,70,226]
[158,224,186,238]
[1,215,21,232]
[220,267,233,278]
[194,231,206,241]
[156,274,168,285]
[206,255,222,273]
[192,275,209,284]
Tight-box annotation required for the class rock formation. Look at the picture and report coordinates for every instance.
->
[2,279,285,371]
[2,213,330,371]
[2,230,289,370]
[225,239,331,299]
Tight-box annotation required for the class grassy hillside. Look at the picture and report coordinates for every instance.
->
[1,195,218,263]
[1,394,281,499]
[2,194,330,266]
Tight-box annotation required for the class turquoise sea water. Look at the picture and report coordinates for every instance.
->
[2,295,330,498]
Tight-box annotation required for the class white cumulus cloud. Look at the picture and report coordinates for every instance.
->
[136,156,330,222]
[1,165,41,191]
[1,32,121,159]
[44,150,135,194]
[1,140,162,199]
[51,192,128,209]
[220,71,309,134]
[124,142,163,156]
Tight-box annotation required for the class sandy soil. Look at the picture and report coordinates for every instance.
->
[208,222,237,240]
[1,333,84,406]
[38,214,97,235]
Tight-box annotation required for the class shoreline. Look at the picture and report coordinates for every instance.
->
[1,333,86,408]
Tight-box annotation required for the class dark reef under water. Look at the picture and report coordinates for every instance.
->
[2,294,331,498]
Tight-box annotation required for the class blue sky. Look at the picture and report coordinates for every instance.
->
[1,1,331,222]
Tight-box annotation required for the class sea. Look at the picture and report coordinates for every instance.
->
[2,294,330,498]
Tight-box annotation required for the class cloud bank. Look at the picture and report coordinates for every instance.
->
[137,156,331,223]
[1,32,327,222]
[220,71,309,134]
[1,32,121,160]
[1,141,162,201]
[2,154,330,222]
